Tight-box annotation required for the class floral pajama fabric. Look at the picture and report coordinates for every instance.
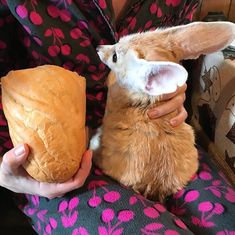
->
[0,0,235,234]
[19,148,235,235]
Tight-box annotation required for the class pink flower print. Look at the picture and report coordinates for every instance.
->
[94,168,103,176]
[16,4,28,19]
[87,180,107,208]
[174,219,187,230]
[117,210,134,222]
[33,209,57,234]
[205,180,235,202]
[184,190,200,203]
[144,207,160,219]
[61,44,71,55]
[59,9,71,22]
[129,17,137,31]
[47,5,72,22]
[44,27,64,41]
[102,209,115,223]
[23,195,40,216]
[25,207,37,216]
[29,11,43,25]
[219,171,231,185]
[48,0,72,8]
[201,162,212,172]
[149,3,162,17]
[69,26,91,47]
[45,27,72,57]
[128,193,153,208]
[199,171,212,180]
[141,222,164,235]
[16,1,43,25]
[76,54,90,64]
[191,201,224,228]
[45,217,58,235]
[170,190,199,216]
[58,197,79,228]
[48,45,60,56]
[37,210,48,222]
[77,20,89,30]
[143,202,167,220]
[129,196,138,205]
[24,194,56,232]
[72,227,90,235]
[98,209,134,235]
[47,5,60,18]
[88,195,102,208]
[225,187,235,203]
[103,191,121,203]
[31,195,40,207]
[31,50,52,64]
[33,36,42,46]
[154,203,166,213]
[172,189,185,200]
[216,230,235,235]
[164,230,180,235]
[98,0,107,9]
[165,0,181,7]
[70,28,82,39]
[23,25,32,34]
[1,0,6,6]
[87,180,121,209]
[35,220,41,232]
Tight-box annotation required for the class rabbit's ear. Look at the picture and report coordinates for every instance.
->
[167,21,235,60]
[142,61,188,96]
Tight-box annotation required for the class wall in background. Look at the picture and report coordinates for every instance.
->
[194,0,235,22]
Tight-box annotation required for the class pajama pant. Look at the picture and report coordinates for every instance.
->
[15,147,235,235]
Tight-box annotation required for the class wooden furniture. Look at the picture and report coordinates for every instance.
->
[194,0,235,22]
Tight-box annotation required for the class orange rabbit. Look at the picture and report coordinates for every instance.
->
[91,22,235,201]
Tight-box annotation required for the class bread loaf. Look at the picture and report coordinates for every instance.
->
[1,65,86,183]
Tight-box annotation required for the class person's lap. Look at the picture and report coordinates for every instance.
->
[15,147,235,235]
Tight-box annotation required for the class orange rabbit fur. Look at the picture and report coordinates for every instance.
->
[91,22,235,201]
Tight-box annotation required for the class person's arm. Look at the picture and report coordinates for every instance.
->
[0,144,92,199]
[0,3,93,198]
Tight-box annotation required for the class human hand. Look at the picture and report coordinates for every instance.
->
[148,83,188,126]
[0,144,92,199]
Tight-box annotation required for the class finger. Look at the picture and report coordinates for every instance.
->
[148,93,186,119]
[86,126,90,148]
[170,106,188,127]
[160,83,187,101]
[72,149,93,186]
[1,144,29,173]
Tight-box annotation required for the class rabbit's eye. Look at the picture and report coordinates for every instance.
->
[112,52,117,63]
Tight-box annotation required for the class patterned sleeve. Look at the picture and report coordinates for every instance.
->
[0,3,28,154]
[163,0,199,25]
[180,0,199,23]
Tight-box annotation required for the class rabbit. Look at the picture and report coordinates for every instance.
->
[91,21,235,202]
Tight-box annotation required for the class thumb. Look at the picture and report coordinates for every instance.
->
[80,149,93,171]
[2,144,29,172]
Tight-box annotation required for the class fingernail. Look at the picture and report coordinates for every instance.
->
[170,120,176,126]
[88,150,93,158]
[14,145,26,157]
[148,110,159,118]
